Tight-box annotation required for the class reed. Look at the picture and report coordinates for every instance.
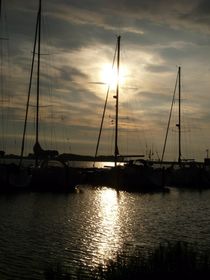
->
[44,241,210,279]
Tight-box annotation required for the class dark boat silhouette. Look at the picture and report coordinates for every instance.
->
[0,0,81,193]
[161,67,210,189]
[84,36,166,193]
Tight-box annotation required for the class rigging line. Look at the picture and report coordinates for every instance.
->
[0,0,3,151]
[19,1,41,167]
[0,40,4,151]
[131,93,148,151]
[161,69,179,163]
[110,121,115,156]
[93,40,118,167]
[178,66,181,164]
[36,0,41,149]
[42,12,58,151]
[0,0,9,152]
[5,28,12,153]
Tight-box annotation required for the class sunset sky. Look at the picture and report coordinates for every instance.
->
[1,0,210,161]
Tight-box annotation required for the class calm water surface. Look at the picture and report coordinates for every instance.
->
[0,186,210,279]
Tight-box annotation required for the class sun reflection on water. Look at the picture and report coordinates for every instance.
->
[91,187,122,265]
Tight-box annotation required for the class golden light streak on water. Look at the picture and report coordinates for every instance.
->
[91,187,122,266]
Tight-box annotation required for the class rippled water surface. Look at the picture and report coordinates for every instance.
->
[0,186,210,279]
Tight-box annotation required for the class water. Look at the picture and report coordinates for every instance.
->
[0,186,210,279]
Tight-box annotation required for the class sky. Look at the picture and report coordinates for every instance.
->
[1,0,210,161]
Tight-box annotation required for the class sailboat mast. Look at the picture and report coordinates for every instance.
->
[114,35,121,167]
[93,44,118,167]
[161,70,178,163]
[35,0,41,167]
[19,1,40,167]
[178,66,181,164]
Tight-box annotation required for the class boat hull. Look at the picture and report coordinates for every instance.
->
[82,165,166,193]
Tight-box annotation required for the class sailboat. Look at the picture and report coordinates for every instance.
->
[85,36,166,192]
[162,67,210,188]
[18,0,80,192]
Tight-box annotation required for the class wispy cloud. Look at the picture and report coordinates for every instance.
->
[0,0,210,160]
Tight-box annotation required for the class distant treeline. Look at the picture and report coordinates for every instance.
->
[0,152,123,162]
[58,153,120,161]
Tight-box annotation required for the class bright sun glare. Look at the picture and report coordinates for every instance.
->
[101,64,127,89]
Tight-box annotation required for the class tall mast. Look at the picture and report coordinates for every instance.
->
[35,0,41,167]
[161,69,178,163]
[178,66,181,164]
[114,35,121,167]
[19,1,40,167]
[93,43,118,167]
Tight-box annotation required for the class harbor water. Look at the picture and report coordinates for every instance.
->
[0,186,210,279]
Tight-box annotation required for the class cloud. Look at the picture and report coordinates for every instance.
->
[145,64,173,73]
[1,0,210,160]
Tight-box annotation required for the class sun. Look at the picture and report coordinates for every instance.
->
[101,63,127,89]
